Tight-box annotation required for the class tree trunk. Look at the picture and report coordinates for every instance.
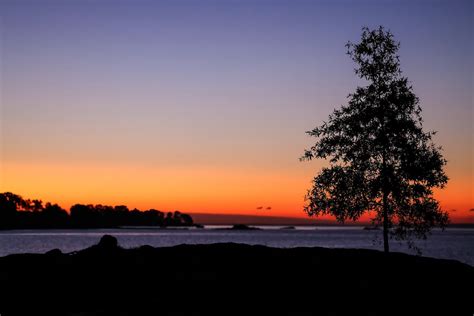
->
[382,190,390,253]
[382,150,390,253]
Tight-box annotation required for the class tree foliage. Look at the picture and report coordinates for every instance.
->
[0,192,194,229]
[302,26,449,252]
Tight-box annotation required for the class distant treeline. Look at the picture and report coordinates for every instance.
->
[0,192,193,229]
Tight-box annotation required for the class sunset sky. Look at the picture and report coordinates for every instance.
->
[1,0,472,223]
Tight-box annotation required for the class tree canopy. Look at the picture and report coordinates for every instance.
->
[302,26,449,252]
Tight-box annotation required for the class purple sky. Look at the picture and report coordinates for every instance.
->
[1,0,472,220]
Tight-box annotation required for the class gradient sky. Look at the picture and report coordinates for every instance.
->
[0,0,472,222]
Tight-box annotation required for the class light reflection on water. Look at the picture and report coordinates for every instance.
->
[0,226,472,266]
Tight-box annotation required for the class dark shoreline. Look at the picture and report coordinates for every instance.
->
[1,222,473,231]
[1,223,473,231]
[0,235,472,316]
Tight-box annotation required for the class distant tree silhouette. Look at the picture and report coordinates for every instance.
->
[41,203,69,228]
[0,192,194,229]
[31,199,44,211]
[0,192,25,228]
[70,204,98,228]
[301,26,449,253]
[143,209,165,226]
[180,213,194,226]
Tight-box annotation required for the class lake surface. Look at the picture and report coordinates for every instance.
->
[0,226,473,266]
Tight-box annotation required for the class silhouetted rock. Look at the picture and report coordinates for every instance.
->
[280,226,295,230]
[0,236,472,316]
[97,235,118,249]
[230,224,260,230]
[138,245,155,252]
[45,248,62,256]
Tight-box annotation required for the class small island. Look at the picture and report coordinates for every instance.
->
[213,224,261,230]
[229,224,261,230]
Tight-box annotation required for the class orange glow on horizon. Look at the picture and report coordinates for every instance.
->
[1,161,309,217]
[1,161,472,223]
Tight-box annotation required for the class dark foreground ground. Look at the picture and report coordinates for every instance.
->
[0,235,472,316]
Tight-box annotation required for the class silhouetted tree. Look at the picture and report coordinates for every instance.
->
[301,26,449,253]
[70,204,98,228]
[143,209,164,226]
[0,192,27,228]
[31,199,44,211]
[164,212,174,226]
[1,192,192,229]
[173,211,182,225]
[180,213,194,226]
[41,203,69,228]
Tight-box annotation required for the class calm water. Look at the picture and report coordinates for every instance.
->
[0,226,473,266]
